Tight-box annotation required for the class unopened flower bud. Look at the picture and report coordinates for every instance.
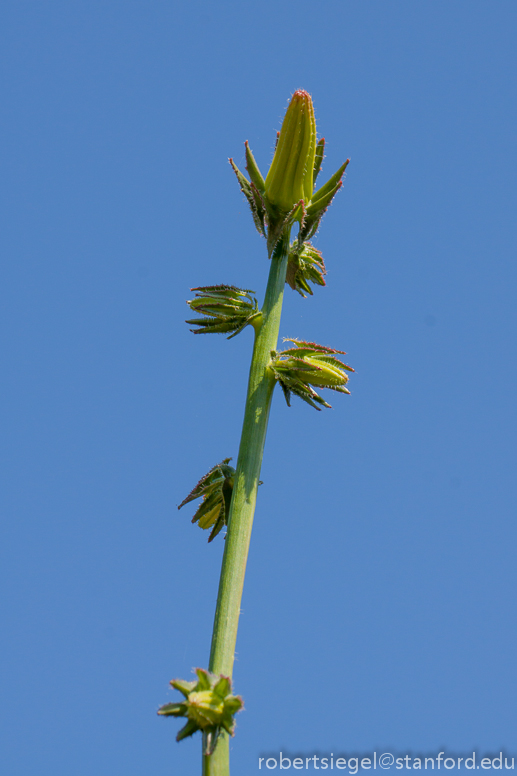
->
[264,90,316,213]
[158,668,243,755]
[286,242,326,297]
[186,285,261,339]
[178,458,236,542]
[269,339,354,410]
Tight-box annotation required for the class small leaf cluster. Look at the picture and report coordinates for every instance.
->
[157,668,243,755]
[186,285,261,338]
[269,339,355,410]
[178,458,235,542]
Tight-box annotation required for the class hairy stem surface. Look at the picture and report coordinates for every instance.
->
[203,232,290,775]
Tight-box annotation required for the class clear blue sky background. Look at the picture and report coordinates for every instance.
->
[1,2,516,774]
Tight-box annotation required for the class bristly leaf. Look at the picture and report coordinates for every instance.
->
[281,338,349,356]
[286,242,326,297]
[176,719,199,742]
[171,678,198,698]
[269,339,354,410]
[178,457,233,509]
[298,159,350,243]
[313,138,325,182]
[191,284,256,297]
[250,182,267,237]
[178,458,235,542]
[311,160,349,204]
[267,199,305,258]
[229,158,266,236]
[186,285,261,339]
[244,141,265,193]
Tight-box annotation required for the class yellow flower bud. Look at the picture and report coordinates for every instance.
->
[158,668,244,755]
[264,90,316,213]
[187,691,225,728]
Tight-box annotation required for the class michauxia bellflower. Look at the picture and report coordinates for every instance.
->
[161,90,352,776]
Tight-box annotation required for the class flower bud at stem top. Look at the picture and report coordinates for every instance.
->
[264,90,316,213]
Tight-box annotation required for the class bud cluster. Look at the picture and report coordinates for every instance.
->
[286,241,326,297]
[229,90,349,259]
[157,668,243,755]
[178,458,235,542]
[269,339,354,410]
[186,285,261,338]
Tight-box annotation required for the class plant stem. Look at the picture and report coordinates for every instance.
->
[202,231,290,775]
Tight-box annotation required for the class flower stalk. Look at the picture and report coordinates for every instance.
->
[202,232,291,775]
[160,90,351,776]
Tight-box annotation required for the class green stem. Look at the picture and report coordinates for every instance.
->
[202,231,290,775]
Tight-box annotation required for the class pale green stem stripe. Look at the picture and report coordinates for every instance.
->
[202,231,290,776]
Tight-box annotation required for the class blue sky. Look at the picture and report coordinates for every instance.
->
[1,1,516,774]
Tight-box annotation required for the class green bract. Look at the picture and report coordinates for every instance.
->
[264,89,316,213]
[313,137,325,183]
[157,668,243,755]
[298,158,349,243]
[269,339,354,410]
[186,285,261,338]
[178,458,235,542]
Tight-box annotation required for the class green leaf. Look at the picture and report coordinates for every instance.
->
[229,158,266,236]
[306,180,342,218]
[267,199,305,258]
[250,183,267,236]
[245,140,265,192]
[195,668,212,690]
[191,284,255,297]
[157,702,186,716]
[207,511,226,542]
[171,678,198,697]
[213,676,231,698]
[196,502,223,531]
[176,719,200,742]
[311,159,349,203]
[226,310,262,339]
[313,137,325,182]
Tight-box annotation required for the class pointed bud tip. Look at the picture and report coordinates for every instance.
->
[292,89,311,100]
